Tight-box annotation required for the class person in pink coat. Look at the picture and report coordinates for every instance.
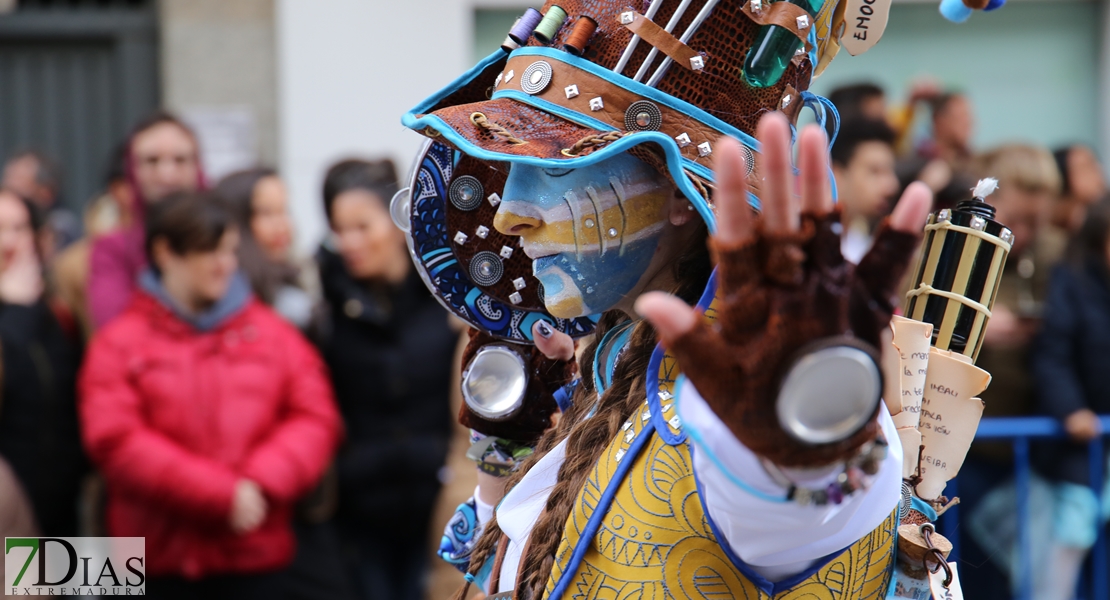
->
[79,191,342,598]
[88,112,205,329]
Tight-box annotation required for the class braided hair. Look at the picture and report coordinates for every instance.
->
[453,207,712,600]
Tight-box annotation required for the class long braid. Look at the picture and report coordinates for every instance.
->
[450,314,623,600]
[452,213,712,600]
[516,320,656,599]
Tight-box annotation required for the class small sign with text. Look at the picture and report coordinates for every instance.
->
[5,537,144,596]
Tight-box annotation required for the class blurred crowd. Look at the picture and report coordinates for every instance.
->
[1,83,1110,600]
[827,81,1109,599]
[0,113,461,600]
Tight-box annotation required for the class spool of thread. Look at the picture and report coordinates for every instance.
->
[508,8,543,45]
[563,16,598,56]
[533,5,568,45]
[501,21,521,52]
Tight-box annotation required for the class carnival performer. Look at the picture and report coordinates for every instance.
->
[398,1,999,597]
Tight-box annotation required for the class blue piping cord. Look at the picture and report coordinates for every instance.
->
[801,91,841,204]
[546,419,659,598]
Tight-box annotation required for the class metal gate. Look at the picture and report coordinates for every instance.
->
[0,0,158,212]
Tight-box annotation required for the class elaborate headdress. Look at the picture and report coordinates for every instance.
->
[402,0,850,228]
[394,0,886,343]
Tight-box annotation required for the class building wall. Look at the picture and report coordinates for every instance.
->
[160,0,279,180]
[276,0,480,255]
[808,0,1099,154]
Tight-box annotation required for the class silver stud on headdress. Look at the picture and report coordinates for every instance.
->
[487,192,501,207]
[689,55,705,71]
[509,292,523,304]
[565,84,579,99]
[675,132,692,148]
[624,100,663,132]
[512,277,527,290]
[697,142,712,157]
[499,246,514,259]
[504,70,515,83]
[620,11,635,25]
[476,225,489,239]
[796,15,810,29]
[454,231,469,245]
[521,61,553,95]
[469,251,504,286]
[449,175,484,211]
[589,97,605,111]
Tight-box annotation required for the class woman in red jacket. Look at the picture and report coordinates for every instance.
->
[79,191,342,599]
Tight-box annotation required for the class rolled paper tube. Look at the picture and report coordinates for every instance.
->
[509,8,543,45]
[915,348,990,500]
[888,315,933,429]
[564,16,598,56]
[533,5,568,45]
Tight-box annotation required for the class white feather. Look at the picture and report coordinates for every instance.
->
[973,178,999,199]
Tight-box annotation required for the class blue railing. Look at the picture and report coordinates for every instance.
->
[939,416,1110,600]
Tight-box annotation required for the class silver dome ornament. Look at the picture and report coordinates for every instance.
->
[449,175,485,211]
[389,186,411,232]
[462,346,528,421]
[469,251,505,286]
[776,338,882,445]
[521,61,554,95]
[624,100,663,132]
[741,145,756,176]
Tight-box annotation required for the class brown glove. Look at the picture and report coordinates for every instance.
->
[458,329,575,444]
[663,210,920,467]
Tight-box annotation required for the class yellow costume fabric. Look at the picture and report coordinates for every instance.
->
[542,396,897,600]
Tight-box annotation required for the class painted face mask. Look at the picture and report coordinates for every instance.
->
[493,152,671,318]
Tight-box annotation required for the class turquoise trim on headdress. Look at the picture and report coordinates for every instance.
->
[403,111,727,230]
[400,46,837,230]
[401,47,774,230]
[491,88,618,134]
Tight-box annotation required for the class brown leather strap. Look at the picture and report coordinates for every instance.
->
[493,52,769,198]
[621,11,702,71]
[497,55,738,166]
[741,0,815,50]
[488,534,510,592]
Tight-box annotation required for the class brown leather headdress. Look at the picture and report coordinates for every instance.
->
[402,0,844,224]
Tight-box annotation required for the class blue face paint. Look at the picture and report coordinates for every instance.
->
[494,152,671,318]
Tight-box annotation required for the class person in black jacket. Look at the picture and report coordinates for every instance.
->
[1033,195,1110,593]
[1035,196,1110,480]
[0,190,85,537]
[317,159,456,600]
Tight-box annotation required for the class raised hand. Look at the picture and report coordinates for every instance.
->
[636,113,932,467]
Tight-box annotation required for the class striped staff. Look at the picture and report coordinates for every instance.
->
[905,179,1013,362]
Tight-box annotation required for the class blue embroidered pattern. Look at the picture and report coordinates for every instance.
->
[438,497,481,573]
[408,141,596,341]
